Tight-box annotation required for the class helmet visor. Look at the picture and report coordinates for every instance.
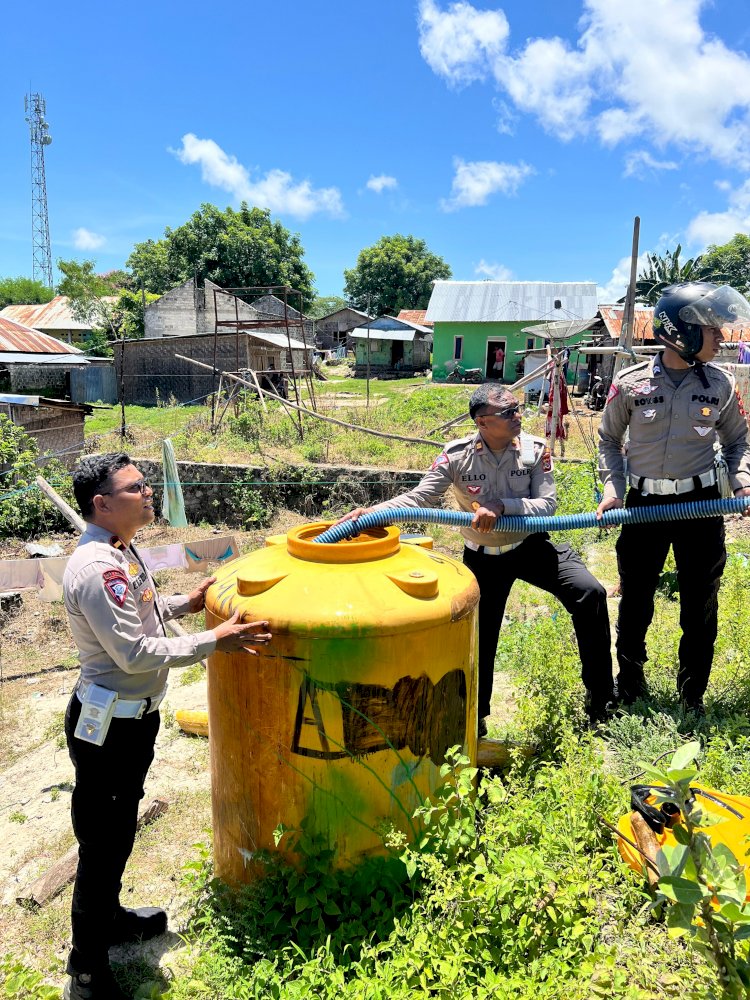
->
[679,285,750,330]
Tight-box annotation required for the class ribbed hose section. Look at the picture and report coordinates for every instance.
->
[314,496,750,544]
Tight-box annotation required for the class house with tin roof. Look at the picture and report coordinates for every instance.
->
[350,316,432,376]
[425,281,599,382]
[0,296,116,345]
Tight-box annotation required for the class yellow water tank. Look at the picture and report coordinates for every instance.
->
[204,522,479,883]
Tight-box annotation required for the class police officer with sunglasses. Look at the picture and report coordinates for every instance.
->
[340,384,615,734]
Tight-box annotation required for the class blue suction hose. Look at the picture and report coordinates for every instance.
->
[315,496,750,544]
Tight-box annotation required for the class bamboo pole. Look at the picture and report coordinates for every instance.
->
[174,354,444,447]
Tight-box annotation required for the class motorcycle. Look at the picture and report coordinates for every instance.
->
[445,362,484,383]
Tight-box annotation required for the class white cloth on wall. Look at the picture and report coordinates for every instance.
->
[37,556,70,602]
[0,560,44,592]
[140,544,188,573]
[183,536,240,573]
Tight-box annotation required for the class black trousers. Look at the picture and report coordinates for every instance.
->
[463,534,613,718]
[615,485,726,704]
[65,693,160,975]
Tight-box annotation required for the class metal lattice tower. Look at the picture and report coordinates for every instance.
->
[24,92,53,288]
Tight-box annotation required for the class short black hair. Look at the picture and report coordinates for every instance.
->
[469,384,516,420]
[73,453,132,519]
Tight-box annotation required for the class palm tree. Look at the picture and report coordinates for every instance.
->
[621,245,723,305]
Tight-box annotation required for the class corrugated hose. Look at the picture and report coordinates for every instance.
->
[314,497,750,544]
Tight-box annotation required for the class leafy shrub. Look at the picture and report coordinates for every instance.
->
[0,415,76,539]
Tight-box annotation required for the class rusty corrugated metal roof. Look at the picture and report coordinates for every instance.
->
[0,316,84,354]
[0,295,116,332]
[397,309,433,328]
[599,305,655,342]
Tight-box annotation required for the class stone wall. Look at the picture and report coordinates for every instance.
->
[133,458,424,525]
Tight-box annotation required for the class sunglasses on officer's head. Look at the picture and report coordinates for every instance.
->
[485,405,521,419]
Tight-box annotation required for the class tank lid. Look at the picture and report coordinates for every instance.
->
[286,522,400,563]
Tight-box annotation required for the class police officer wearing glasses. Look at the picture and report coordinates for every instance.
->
[597,282,750,714]
[341,384,615,733]
[63,454,272,1000]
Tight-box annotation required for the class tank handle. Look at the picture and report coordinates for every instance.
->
[386,569,439,599]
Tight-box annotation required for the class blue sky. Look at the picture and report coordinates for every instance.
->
[2,0,750,304]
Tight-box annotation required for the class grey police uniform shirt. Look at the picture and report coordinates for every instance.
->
[371,430,556,548]
[598,354,750,502]
[63,522,217,701]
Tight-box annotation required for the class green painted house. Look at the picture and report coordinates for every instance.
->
[425,281,599,382]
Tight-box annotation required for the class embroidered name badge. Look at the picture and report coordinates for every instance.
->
[694,426,712,437]
[102,569,129,607]
[467,485,482,495]
[141,588,154,603]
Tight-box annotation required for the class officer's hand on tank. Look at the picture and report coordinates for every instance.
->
[595,496,623,524]
[734,487,750,518]
[214,610,272,655]
[471,504,502,532]
[186,576,216,613]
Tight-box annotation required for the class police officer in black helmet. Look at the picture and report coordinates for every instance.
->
[597,282,750,713]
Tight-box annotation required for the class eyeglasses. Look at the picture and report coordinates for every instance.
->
[485,405,521,419]
[101,480,151,497]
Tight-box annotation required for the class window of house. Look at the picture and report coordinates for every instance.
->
[453,336,463,360]
[526,337,535,350]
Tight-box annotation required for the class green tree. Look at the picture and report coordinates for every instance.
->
[698,234,750,294]
[126,203,316,308]
[343,234,452,316]
[308,295,349,320]
[56,259,119,338]
[0,276,55,308]
[631,244,719,305]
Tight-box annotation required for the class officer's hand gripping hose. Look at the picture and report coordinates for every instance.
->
[314,496,750,545]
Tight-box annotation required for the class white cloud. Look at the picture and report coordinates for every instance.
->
[475,259,514,281]
[623,150,679,179]
[687,179,750,248]
[596,252,650,303]
[419,0,750,167]
[366,174,398,193]
[418,0,509,86]
[73,228,106,251]
[172,134,344,220]
[441,157,534,211]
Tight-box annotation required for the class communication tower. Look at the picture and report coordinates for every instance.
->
[24,92,53,287]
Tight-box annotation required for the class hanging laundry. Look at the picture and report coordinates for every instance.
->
[545,366,569,441]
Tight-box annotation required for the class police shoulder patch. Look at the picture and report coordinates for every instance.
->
[606,383,620,403]
[102,569,129,607]
[430,452,449,471]
[542,446,553,473]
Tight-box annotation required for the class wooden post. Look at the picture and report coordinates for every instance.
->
[613,216,641,379]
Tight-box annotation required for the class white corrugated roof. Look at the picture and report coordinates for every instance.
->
[425,281,599,323]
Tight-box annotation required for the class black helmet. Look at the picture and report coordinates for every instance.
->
[653,282,750,361]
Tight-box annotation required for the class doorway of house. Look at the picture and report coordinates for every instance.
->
[391,340,405,368]
[486,340,506,380]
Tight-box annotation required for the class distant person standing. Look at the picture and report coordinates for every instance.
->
[493,345,505,379]
[597,282,750,713]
